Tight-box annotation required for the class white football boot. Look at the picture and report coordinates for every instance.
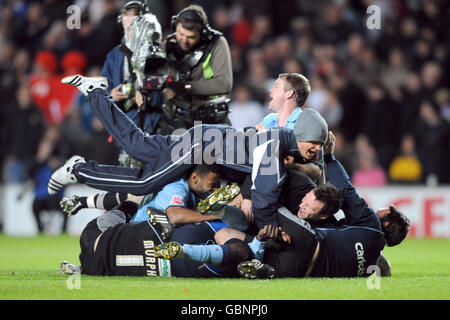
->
[61,74,108,96]
[48,155,85,195]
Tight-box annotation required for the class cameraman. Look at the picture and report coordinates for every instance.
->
[101,1,140,106]
[157,4,233,133]
[101,1,162,135]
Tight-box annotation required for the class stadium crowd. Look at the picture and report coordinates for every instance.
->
[0,0,449,193]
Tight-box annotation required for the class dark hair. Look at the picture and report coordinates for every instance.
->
[279,73,311,107]
[176,5,207,32]
[381,205,410,246]
[313,184,343,218]
[186,164,222,179]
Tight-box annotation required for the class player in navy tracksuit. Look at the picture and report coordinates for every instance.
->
[310,153,386,277]
[259,133,407,278]
[49,87,309,230]
[266,132,409,277]
[182,132,409,278]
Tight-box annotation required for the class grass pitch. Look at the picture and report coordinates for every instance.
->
[0,234,449,300]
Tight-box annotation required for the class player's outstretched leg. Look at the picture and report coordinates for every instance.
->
[61,74,108,96]
[237,259,275,279]
[48,155,85,195]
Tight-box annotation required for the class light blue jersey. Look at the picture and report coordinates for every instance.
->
[130,178,196,222]
[260,107,302,129]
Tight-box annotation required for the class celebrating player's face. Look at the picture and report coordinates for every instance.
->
[268,78,287,111]
[297,141,322,160]
[191,172,221,200]
[297,189,325,221]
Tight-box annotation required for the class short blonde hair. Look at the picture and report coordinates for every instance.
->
[279,73,311,107]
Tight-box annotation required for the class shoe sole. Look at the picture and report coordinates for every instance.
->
[237,261,275,279]
[154,242,181,260]
[198,183,240,213]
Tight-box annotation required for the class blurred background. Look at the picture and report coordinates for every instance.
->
[0,0,449,237]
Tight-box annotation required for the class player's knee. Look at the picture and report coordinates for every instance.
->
[224,238,252,264]
[214,228,245,245]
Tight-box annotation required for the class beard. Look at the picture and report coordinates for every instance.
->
[194,190,211,201]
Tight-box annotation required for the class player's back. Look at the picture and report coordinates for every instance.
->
[94,221,169,277]
[311,225,385,277]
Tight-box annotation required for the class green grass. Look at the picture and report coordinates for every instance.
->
[0,234,449,300]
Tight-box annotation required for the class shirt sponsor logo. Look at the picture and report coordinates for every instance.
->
[355,242,366,277]
[158,258,171,277]
[170,195,184,205]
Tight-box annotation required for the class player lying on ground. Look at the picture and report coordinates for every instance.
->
[60,164,248,237]
[49,74,329,230]
[153,132,410,278]
[60,202,260,278]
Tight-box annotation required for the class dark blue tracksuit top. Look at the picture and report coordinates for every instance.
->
[75,90,304,229]
[311,154,386,277]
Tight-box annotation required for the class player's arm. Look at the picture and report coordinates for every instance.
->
[165,206,219,225]
[324,131,377,226]
[153,181,221,225]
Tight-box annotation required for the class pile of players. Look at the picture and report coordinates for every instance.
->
[54,1,410,280]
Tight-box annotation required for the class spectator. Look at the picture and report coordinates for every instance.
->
[363,81,402,170]
[401,71,423,135]
[435,88,450,122]
[413,100,450,184]
[332,129,354,178]
[31,125,70,234]
[421,61,442,100]
[327,71,367,142]
[1,1,450,189]
[351,135,387,187]
[2,84,45,182]
[381,48,409,90]
[28,50,63,125]
[388,134,423,184]
[228,84,265,129]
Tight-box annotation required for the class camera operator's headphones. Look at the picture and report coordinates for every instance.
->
[117,0,148,30]
[170,8,216,42]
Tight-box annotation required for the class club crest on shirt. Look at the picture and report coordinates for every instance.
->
[170,195,184,205]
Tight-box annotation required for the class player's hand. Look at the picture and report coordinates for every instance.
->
[163,88,176,100]
[255,123,267,131]
[280,231,291,244]
[228,193,243,208]
[257,225,279,241]
[111,84,128,102]
[135,90,144,107]
[165,81,189,95]
[60,196,84,216]
[241,199,254,223]
[284,155,295,169]
[324,130,336,155]
[257,225,291,244]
